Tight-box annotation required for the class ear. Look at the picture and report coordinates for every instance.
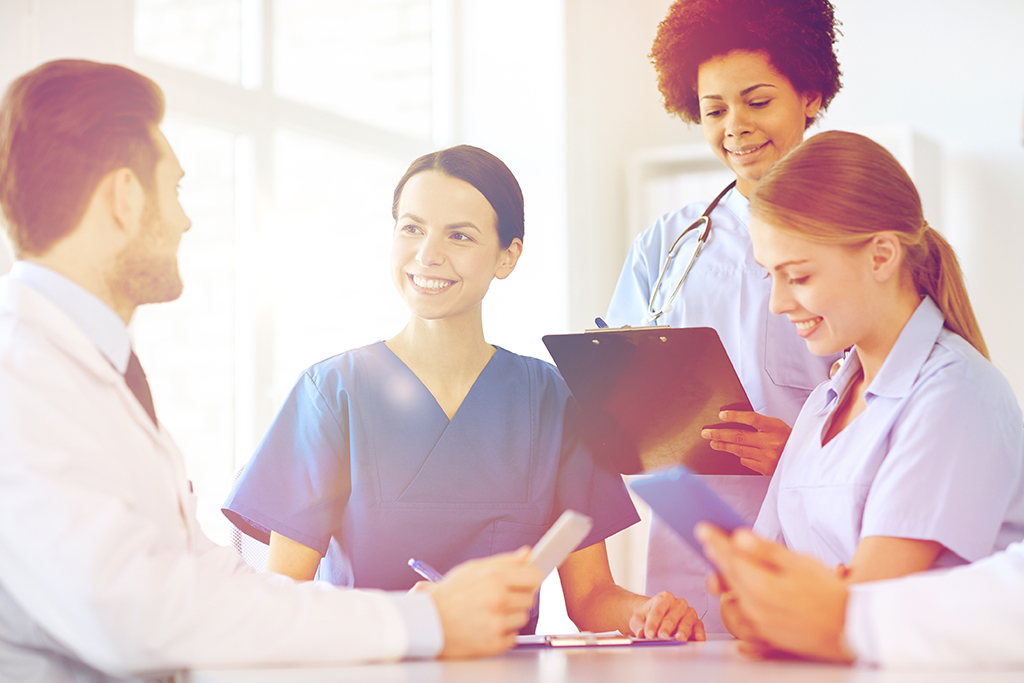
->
[494,238,523,280]
[802,91,823,122]
[867,232,903,283]
[109,167,146,235]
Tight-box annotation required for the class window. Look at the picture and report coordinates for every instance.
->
[132,0,434,545]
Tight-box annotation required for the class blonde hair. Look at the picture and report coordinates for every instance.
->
[750,131,988,358]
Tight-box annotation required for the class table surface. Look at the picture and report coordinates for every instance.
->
[184,637,1024,683]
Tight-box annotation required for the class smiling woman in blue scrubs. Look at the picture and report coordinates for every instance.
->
[739,131,1024,613]
[224,145,705,641]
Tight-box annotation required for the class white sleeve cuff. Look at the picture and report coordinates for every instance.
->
[844,583,878,665]
[389,592,443,659]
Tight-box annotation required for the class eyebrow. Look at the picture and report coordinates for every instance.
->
[772,259,810,270]
[699,83,778,102]
[398,213,481,231]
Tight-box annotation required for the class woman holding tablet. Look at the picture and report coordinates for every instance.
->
[224,145,704,641]
[604,0,842,630]
[746,131,1024,591]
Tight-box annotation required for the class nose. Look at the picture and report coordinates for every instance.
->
[724,108,753,138]
[768,277,794,316]
[416,233,445,266]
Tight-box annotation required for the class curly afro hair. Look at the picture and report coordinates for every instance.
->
[650,0,842,127]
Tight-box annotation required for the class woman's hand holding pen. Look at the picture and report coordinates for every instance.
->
[428,547,542,659]
[701,410,791,476]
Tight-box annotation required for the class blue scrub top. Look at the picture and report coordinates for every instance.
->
[224,343,640,593]
[755,297,1024,567]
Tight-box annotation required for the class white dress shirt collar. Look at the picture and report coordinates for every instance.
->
[8,261,132,374]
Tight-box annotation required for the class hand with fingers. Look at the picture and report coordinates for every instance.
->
[696,523,854,663]
[628,591,706,641]
[428,548,543,659]
[701,410,791,476]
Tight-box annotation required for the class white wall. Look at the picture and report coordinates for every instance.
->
[566,0,1024,404]
[458,0,569,360]
[826,0,1024,401]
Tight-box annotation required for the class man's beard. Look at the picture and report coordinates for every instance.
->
[108,204,184,309]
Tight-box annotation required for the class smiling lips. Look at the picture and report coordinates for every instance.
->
[726,141,768,158]
[410,273,454,292]
[793,316,823,338]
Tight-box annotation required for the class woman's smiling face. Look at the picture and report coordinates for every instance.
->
[750,215,877,358]
[698,49,821,197]
[390,170,520,322]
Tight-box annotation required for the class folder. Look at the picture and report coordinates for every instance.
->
[542,326,756,475]
[515,631,685,648]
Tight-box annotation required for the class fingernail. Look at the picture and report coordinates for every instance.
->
[701,430,710,438]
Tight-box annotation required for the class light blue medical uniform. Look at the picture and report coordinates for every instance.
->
[224,342,640,631]
[606,188,836,631]
[754,297,1024,567]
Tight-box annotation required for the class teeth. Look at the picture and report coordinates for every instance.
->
[728,143,766,156]
[412,274,452,290]
[795,318,821,331]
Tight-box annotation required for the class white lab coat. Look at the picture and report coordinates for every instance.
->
[0,277,418,682]
[846,542,1024,666]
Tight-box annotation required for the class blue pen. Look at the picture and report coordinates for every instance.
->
[594,317,609,329]
[408,558,444,582]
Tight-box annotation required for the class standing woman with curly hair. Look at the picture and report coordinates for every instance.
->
[604,0,842,632]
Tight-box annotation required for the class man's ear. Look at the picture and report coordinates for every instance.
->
[108,168,146,234]
[868,232,903,283]
[495,238,523,280]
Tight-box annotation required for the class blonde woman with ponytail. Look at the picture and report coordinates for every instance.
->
[743,131,1024,595]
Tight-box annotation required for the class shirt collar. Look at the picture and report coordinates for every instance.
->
[722,184,750,225]
[818,347,862,416]
[817,296,944,414]
[9,261,132,374]
[864,296,945,400]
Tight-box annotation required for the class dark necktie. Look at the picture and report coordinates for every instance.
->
[125,350,158,426]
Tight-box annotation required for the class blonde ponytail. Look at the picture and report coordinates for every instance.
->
[906,223,988,358]
[750,131,988,358]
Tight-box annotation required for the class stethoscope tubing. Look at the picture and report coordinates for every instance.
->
[645,180,738,324]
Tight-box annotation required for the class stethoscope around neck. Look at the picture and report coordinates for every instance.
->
[644,180,737,325]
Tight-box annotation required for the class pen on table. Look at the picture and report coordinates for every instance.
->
[408,558,444,583]
[594,317,609,329]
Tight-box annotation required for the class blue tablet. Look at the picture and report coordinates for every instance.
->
[629,465,746,560]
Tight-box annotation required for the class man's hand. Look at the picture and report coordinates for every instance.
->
[701,410,790,476]
[628,591,706,641]
[428,548,542,659]
[696,524,854,663]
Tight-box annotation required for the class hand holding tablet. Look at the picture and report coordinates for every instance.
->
[528,510,593,578]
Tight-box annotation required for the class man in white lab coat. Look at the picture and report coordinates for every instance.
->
[0,59,541,682]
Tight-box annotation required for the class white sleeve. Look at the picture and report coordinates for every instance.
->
[0,358,441,679]
[605,236,653,327]
[845,543,1024,666]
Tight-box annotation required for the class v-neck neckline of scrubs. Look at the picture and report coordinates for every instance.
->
[377,341,504,424]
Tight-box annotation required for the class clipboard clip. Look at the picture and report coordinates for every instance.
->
[587,317,665,334]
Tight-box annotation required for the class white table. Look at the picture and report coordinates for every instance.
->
[185,638,1024,683]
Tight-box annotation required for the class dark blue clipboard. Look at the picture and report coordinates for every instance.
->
[543,326,756,475]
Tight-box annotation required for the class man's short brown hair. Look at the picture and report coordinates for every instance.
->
[0,59,165,256]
